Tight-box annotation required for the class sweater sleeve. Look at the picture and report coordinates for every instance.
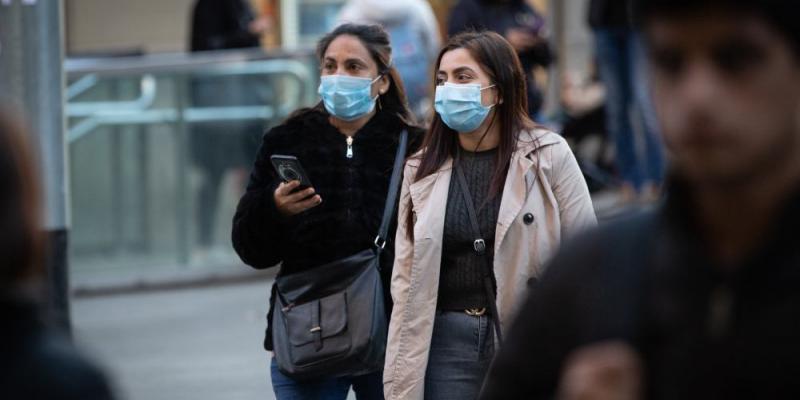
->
[231,127,288,269]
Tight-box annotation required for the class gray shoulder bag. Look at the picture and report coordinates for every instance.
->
[271,130,407,380]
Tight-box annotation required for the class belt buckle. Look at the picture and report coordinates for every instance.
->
[465,308,486,316]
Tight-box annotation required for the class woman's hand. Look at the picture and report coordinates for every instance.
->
[274,181,322,216]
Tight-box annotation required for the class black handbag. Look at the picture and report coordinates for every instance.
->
[271,130,408,380]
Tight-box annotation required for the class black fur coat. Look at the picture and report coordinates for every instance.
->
[232,107,422,350]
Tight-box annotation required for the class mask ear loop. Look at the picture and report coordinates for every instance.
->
[471,83,499,151]
[480,84,500,107]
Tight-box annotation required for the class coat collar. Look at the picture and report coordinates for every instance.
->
[515,128,562,158]
[406,128,562,172]
[289,106,412,147]
[406,128,563,242]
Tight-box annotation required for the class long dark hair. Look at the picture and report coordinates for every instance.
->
[0,108,43,289]
[405,31,534,239]
[291,23,415,124]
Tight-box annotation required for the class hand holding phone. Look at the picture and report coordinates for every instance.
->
[270,155,321,216]
[274,181,321,216]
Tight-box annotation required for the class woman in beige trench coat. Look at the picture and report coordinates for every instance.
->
[382,31,597,400]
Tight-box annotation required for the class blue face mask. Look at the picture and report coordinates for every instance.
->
[434,82,496,133]
[318,74,381,121]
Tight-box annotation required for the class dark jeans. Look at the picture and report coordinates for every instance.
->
[424,311,495,400]
[270,357,383,400]
[595,28,665,190]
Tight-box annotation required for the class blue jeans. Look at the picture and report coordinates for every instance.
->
[270,357,383,400]
[424,311,495,400]
[595,28,665,190]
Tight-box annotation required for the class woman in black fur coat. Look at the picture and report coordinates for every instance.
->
[231,24,422,399]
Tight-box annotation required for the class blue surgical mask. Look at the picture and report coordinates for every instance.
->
[318,74,381,121]
[434,83,496,133]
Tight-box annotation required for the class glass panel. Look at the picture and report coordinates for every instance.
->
[66,52,320,286]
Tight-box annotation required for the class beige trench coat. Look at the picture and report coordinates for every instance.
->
[383,129,597,400]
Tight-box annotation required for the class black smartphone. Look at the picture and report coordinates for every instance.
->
[270,155,313,189]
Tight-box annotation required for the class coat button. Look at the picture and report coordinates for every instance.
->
[523,213,534,225]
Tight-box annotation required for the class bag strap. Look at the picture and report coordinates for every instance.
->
[454,162,504,343]
[374,129,409,252]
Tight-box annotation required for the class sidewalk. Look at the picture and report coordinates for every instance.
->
[73,279,276,400]
[69,189,642,400]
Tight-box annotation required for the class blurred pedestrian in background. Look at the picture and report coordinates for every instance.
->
[383,31,595,400]
[559,64,616,193]
[0,108,116,400]
[589,0,664,202]
[190,0,270,52]
[337,0,442,121]
[447,0,553,119]
[481,0,800,398]
[189,0,271,255]
[232,24,422,400]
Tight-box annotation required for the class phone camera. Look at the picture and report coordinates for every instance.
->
[279,164,300,182]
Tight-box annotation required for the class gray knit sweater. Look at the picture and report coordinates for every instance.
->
[438,147,504,311]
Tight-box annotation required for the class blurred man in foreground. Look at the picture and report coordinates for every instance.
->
[481,0,800,398]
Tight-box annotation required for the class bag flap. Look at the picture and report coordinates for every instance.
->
[276,249,377,304]
[285,291,348,347]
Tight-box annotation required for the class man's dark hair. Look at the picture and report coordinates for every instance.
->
[631,0,800,55]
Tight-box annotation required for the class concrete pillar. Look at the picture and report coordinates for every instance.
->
[0,0,71,332]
